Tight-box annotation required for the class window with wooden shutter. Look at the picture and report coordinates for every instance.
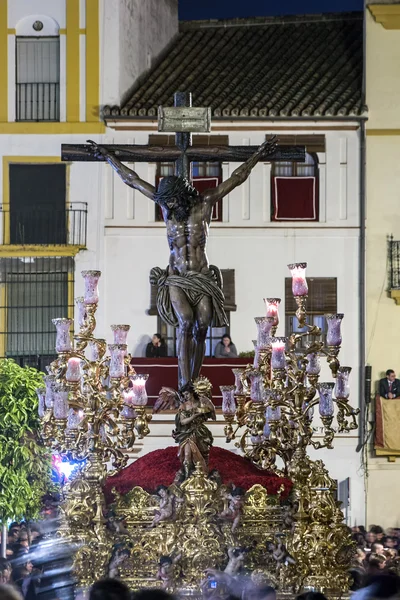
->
[285,277,337,348]
[149,135,228,223]
[147,268,236,356]
[270,135,324,222]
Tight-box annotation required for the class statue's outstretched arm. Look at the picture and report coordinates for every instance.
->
[203,137,277,205]
[87,140,156,200]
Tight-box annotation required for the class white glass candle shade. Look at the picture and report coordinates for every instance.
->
[44,375,57,408]
[271,337,287,370]
[36,388,46,418]
[263,298,281,328]
[232,368,244,395]
[335,367,351,399]
[52,318,73,353]
[130,374,149,405]
[306,353,321,376]
[111,325,130,345]
[53,387,69,419]
[66,357,81,382]
[288,262,308,296]
[318,383,335,417]
[325,313,344,347]
[81,270,101,305]
[108,344,127,378]
[75,297,87,328]
[220,385,236,415]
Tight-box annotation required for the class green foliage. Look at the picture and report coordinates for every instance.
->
[238,350,255,358]
[0,359,50,522]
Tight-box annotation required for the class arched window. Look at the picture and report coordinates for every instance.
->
[15,15,60,121]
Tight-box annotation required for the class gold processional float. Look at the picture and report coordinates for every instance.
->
[36,264,358,596]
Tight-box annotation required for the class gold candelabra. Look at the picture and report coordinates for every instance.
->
[222,262,359,592]
[36,270,152,581]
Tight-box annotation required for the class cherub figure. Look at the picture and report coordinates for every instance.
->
[108,545,131,578]
[219,487,245,533]
[157,553,182,590]
[105,509,129,535]
[151,485,183,528]
[267,537,296,575]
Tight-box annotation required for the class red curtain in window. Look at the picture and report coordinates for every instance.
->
[192,177,222,222]
[272,176,318,221]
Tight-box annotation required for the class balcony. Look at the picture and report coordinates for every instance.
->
[16,82,60,122]
[389,235,400,304]
[0,203,87,248]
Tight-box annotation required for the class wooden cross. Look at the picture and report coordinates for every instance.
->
[61,92,305,171]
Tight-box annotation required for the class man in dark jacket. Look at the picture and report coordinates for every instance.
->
[379,369,400,399]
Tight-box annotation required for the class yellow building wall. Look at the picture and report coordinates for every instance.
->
[366,8,400,528]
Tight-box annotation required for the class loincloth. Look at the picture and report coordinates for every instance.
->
[149,266,228,329]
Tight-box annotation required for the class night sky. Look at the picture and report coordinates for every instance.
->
[179,0,364,21]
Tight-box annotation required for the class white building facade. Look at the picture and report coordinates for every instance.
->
[0,1,366,525]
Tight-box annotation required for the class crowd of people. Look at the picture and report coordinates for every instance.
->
[2,521,400,600]
[350,525,400,589]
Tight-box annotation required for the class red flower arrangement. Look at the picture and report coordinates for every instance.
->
[104,446,292,503]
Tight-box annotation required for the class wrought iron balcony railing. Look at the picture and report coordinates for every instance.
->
[389,235,400,289]
[0,203,87,247]
[16,82,60,121]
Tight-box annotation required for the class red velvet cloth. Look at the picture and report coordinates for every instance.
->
[272,176,318,221]
[104,446,292,503]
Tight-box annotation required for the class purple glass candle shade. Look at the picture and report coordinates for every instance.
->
[65,357,81,382]
[302,401,314,422]
[75,297,87,328]
[36,388,46,418]
[232,368,244,395]
[108,344,127,378]
[220,385,236,415]
[249,371,264,402]
[254,316,274,347]
[111,325,131,345]
[52,318,73,353]
[288,262,308,297]
[334,366,351,399]
[263,298,281,328]
[130,374,149,405]
[67,408,84,430]
[81,270,101,305]
[325,313,344,347]
[318,383,335,417]
[271,337,287,370]
[306,353,321,376]
[53,386,69,419]
[44,375,57,408]
[266,405,281,422]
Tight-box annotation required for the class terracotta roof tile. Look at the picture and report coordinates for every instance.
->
[104,12,365,119]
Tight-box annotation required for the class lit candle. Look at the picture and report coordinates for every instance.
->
[288,262,308,297]
[121,389,137,419]
[334,366,351,399]
[75,297,87,328]
[111,324,131,345]
[325,313,344,347]
[81,270,101,305]
[318,383,335,416]
[52,318,73,353]
[220,385,236,415]
[66,357,81,382]
[306,353,321,376]
[271,337,287,370]
[263,298,281,328]
[130,374,149,406]
[108,344,127,379]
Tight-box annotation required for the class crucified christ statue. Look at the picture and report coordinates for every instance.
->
[88,137,276,389]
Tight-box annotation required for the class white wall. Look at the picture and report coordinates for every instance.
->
[100,0,178,106]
